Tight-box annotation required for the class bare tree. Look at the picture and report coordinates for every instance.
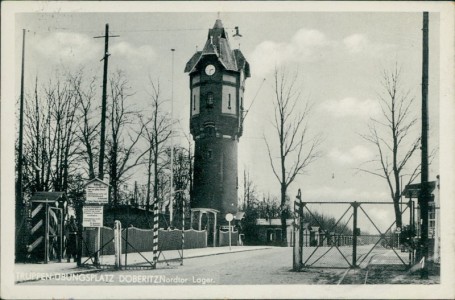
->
[157,146,192,227]
[23,76,49,194]
[22,71,82,195]
[42,73,81,193]
[70,71,100,180]
[107,71,150,207]
[265,67,322,244]
[142,79,172,212]
[359,65,421,229]
[242,169,258,211]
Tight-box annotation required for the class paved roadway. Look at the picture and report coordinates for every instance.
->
[21,245,408,285]
[302,245,408,268]
[23,247,320,285]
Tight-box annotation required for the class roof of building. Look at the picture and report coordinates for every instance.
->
[403,181,436,198]
[256,218,294,226]
[84,177,109,187]
[184,19,250,77]
[235,211,246,220]
[30,192,67,202]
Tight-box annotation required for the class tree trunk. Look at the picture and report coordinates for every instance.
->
[146,144,152,211]
[280,184,287,245]
[394,194,402,229]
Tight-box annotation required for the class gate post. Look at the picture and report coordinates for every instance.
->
[114,220,122,269]
[59,208,63,263]
[152,201,159,269]
[45,202,49,264]
[293,189,303,271]
[352,202,359,268]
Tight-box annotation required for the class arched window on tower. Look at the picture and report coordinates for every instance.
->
[206,92,214,108]
[206,149,213,159]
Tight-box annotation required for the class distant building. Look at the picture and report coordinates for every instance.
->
[255,218,355,247]
[255,219,294,246]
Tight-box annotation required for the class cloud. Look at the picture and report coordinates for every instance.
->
[32,32,101,65]
[329,145,374,165]
[343,34,369,53]
[31,32,156,72]
[249,28,332,77]
[343,33,396,55]
[303,186,388,203]
[110,42,156,66]
[319,97,381,118]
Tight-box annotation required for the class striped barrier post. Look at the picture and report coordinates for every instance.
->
[153,201,159,269]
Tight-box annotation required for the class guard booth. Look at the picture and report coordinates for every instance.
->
[27,192,67,263]
[403,180,437,261]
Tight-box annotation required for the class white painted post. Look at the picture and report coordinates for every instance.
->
[213,212,217,247]
[97,227,101,265]
[225,213,234,251]
[229,220,231,251]
[118,222,122,268]
[114,220,120,269]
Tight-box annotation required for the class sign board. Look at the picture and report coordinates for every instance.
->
[402,181,436,199]
[83,206,103,227]
[225,213,234,222]
[85,178,109,204]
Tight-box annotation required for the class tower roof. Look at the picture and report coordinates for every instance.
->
[185,19,250,77]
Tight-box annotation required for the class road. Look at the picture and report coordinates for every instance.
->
[23,247,324,285]
[21,245,409,285]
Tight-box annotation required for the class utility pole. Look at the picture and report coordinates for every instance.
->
[170,48,175,225]
[244,170,246,210]
[15,29,26,262]
[247,171,250,209]
[93,24,119,265]
[134,181,138,207]
[419,11,430,279]
[94,24,119,181]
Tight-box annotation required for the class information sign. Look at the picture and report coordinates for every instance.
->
[85,179,109,204]
[225,213,234,222]
[83,206,103,227]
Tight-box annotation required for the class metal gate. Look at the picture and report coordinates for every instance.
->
[293,193,413,270]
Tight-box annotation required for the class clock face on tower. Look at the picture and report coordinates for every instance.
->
[205,64,216,76]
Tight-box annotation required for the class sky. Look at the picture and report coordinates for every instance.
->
[9,4,443,232]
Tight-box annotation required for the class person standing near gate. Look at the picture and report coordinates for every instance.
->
[65,216,78,262]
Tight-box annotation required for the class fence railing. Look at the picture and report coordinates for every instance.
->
[293,200,413,270]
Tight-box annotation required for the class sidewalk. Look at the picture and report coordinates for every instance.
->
[15,246,272,283]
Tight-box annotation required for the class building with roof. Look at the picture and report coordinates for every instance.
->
[402,175,440,263]
[185,19,250,235]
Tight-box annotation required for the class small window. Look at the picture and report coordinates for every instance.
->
[206,92,214,108]
[228,94,231,109]
[240,97,243,110]
[193,95,196,110]
[207,149,213,159]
